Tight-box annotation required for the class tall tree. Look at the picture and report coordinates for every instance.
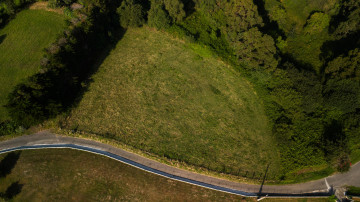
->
[230,27,278,71]
[148,0,171,29]
[164,0,186,23]
[117,0,145,28]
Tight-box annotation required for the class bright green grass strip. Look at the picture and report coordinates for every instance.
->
[66,27,280,175]
[0,9,66,121]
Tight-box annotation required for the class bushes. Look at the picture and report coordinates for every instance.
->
[347,186,360,196]
[0,0,34,27]
[0,120,21,136]
[117,0,145,28]
[148,0,170,29]
[163,0,185,23]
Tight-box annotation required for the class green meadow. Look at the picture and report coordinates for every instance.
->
[65,27,280,176]
[0,9,65,121]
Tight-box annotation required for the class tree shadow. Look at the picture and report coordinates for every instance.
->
[320,30,360,65]
[69,28,127,110]
[0,152,23,200]
[183,0,196,17]
[322,119,348,160]
[0,151,21,178]
[279,53,317,74]
[0,34,6,45]
[6,2,126,127]
[0,181,23,200]
[322,120,346,146]
[253,0,286,39]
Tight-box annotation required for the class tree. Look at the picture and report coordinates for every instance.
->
[332,0,360,39]
[223,0,263,34]
[164,0,186,23]
[230,27,278,71]
[325,48,360,80]
[304,12,330,34]
[148,0,171,29]
[323,78,360,114]
[117,0,145,28]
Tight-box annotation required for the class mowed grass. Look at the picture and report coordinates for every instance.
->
[0,149,252,201]
[65,27,280,175]
[0,9,66,121]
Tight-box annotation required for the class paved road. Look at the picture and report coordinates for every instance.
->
[0,131,359,196]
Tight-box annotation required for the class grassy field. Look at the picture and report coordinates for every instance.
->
[0,9,66,121]
[64,27,280,176]
[0,149,252,201]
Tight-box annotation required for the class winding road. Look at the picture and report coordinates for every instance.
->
[0,131,359,197]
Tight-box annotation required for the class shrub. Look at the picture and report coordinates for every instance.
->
[347,186,360,196]
[337,153,351,172]
[163,0,185,23]
[117,0,145,28]
[0,120,20,136]
[148,0,170,29]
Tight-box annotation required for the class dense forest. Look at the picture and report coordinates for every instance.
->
[1,0,359,179]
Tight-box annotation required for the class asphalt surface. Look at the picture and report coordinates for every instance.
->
[0,131,359,196]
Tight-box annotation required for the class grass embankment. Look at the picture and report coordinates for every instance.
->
[0,9,66,121]
[0,149,251,201]
[64,27,280,177]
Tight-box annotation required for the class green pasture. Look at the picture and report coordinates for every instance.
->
[65,27,280,176]
[0,9,65,121]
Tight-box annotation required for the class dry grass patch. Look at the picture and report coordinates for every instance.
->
[29,2,64,14]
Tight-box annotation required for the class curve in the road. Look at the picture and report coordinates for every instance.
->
[0,143,257,197]
[0,132,359,197]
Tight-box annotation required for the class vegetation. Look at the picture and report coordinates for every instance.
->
[347,186,360,197]
[0,149,252,201]
[263,198,329,202]
[1,0,359,183]
[6,0,121,128]
[64,27,280,177]
[117,0,146,28]
[0,9,65,122]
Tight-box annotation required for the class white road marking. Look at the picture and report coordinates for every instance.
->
[325,178,330,190]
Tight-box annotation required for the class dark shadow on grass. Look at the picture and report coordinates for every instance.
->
[0,181,23,200]
[6,2,126,127]
[0,152,23,200]
[0,34,6,45]
[8,27,127,128]
[69,29,127,107]
[0,151,21,178]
